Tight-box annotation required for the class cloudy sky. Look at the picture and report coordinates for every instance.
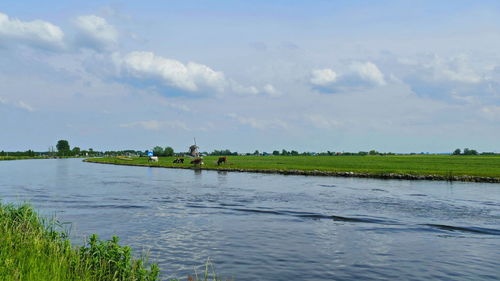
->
[1,0,500,153]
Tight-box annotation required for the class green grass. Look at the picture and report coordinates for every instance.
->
[85,155,500,179]
[0,156,44,161]
[0,202,159,281]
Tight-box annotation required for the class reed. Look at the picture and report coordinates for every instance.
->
[0,202,159,281]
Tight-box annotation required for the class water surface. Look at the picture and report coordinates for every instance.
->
[1,159,499,280]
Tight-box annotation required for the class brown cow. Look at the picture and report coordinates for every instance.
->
[217,156,227,165]
[190,158,203,165]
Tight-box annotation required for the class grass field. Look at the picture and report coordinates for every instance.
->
[85,155,500,181]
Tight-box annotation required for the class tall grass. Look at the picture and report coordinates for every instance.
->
[0,203,159,281]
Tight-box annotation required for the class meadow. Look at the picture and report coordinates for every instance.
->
[85,155,500,181]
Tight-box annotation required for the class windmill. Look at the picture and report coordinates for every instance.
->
[188,137,200,158]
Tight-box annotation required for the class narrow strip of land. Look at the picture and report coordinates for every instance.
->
[84,155,500,183]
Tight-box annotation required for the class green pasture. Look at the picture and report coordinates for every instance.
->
[86,155,500,179]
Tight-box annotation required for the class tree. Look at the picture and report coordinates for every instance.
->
[453,148,461,155]
[369,150,378,155]
[272,150,280,156]
[56,140,70,156]
[254,150,260,155]
[281,149,289,156]
[72,147,81,156]
[153,146,164,156]
[164,146,174,157]
[290,150,299,156]
[463,148,478,155]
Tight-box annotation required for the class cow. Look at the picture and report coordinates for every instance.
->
[190,158,203,165]
[217,156,227,165]
[173,158,184,163]
[148,156,159,162]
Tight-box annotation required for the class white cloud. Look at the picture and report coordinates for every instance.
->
[118,51,226,93]
[398,54,482,84]
[116,51,278,97]
[0,12,64,50]
[349,62,386,86]
[310,69,338,86]
[74,15,118,51]
[0,97,7,104]
[390,54,493,103]
[262,84,280,97]
[119,120,190,131]
[310,62,386,93]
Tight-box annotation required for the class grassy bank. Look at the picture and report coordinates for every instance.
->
[0,202,159,281]
[0,156,84,161]
[85,155,500,182]
[0,156,45,161]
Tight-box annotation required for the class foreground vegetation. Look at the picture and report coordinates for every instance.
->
[0,202,159,281]
[86,155,500,182]
[0,202,228,281]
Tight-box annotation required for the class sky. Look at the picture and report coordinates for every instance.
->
[1,0,500,153]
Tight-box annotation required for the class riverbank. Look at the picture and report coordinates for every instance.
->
[0,202,159,281]
[84,155,500,183]
[0,156,85,161]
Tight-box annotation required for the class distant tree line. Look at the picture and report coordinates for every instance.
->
[452,148,479,155]
[2,141,497,158]
[209,149,238,156]
[152,146,175,157]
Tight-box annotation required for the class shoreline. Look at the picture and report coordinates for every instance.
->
[83,159,500,184]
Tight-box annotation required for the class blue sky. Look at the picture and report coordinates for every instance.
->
[1,1,500,153]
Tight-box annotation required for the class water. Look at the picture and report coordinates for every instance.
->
[1,158,499,280]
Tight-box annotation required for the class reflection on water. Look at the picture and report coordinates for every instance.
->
[1,158,500,281]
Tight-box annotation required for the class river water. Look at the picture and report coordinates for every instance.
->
[1,158,499,280]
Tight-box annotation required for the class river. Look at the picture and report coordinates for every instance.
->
[1,158,499,280]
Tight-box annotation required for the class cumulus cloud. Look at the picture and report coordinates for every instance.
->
[350,62,386,86]
[0,12,64,50]
[391,54,494,103]
[262,84,280,97]
[120,120,190,131]
[310,69,338,86]
[310,62,386,93]
[398,54,482,84]
[116,51,278,97]
[74,15,118,51]
[118,51,226,93]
